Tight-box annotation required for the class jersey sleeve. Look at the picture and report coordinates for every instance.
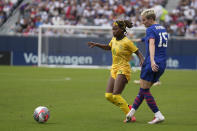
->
[141,37,145,42]
[146,28,155,40]
[128,40,138,53]
[108,37,114,47]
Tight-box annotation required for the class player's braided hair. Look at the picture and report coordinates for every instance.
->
[114,20,133,33]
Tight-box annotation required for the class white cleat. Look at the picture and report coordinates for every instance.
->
[125,116,131,123]
[125,108,135,123]
[148,115,165,124]
[153,81,161,86]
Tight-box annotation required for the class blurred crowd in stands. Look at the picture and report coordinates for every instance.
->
[0,0,22,26]
[168,0,197,38]
[1,0,197,38]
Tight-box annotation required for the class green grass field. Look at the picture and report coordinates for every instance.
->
[0,66,197,131]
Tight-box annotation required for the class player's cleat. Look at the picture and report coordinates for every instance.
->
[123,116,136,123]
[153,81,161,86]
[148,115,165,124]
[131,116,136,122]
[126,109,135,122]
[128,105,136,122]
[133,80,140,84]
[124,106,136,123]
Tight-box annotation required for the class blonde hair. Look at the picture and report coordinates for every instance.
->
[141,9,156,20]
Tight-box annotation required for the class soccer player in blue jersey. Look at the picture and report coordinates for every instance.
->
[132,38,161,86]
[125,9,168,124]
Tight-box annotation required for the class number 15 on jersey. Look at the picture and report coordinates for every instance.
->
[158,32,168,47]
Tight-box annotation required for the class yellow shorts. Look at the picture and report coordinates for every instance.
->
[111,67,131,81]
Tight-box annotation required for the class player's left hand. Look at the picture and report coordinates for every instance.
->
[151,62,159,72]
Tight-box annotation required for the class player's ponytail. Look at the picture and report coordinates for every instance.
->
[115,20,133,33]
[123,20,133,29]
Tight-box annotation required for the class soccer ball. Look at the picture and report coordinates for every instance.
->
[33,106,50,123]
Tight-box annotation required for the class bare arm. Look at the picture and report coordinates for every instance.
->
[87,42,111,50]
[149,38,159,72]
[132,39,142,43]
[134,49,144,67]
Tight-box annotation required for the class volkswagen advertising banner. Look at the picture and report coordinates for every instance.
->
[0,36,197,69]
[12,52,112,66]
[12,52,197,69]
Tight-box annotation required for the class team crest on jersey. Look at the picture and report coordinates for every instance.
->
[119,45,123,50]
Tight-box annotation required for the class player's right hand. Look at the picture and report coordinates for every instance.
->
[87,42,96,48]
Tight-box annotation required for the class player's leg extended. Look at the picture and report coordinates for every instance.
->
[130,87,145,112]
[140,79,158,112]
[132,87,145,110]
[105,76,115,104]
[141,79,165,124]
[112,74,130,115]
[125,82,145,122]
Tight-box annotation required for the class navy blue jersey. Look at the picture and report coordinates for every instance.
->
[144,24,168,64]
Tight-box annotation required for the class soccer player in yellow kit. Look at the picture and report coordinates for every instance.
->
[87,20,144,122]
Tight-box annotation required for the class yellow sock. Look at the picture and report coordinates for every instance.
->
[105,93,114,104]
[112,94,130,115]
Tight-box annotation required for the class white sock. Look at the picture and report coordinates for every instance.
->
[130,108,136,115]
[155,111,164,118]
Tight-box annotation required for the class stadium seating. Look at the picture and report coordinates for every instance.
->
[0,0,22,26]
[0,0,197,38]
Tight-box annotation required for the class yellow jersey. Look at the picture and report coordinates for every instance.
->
[109,36,138,69]
[109,37,138,81]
